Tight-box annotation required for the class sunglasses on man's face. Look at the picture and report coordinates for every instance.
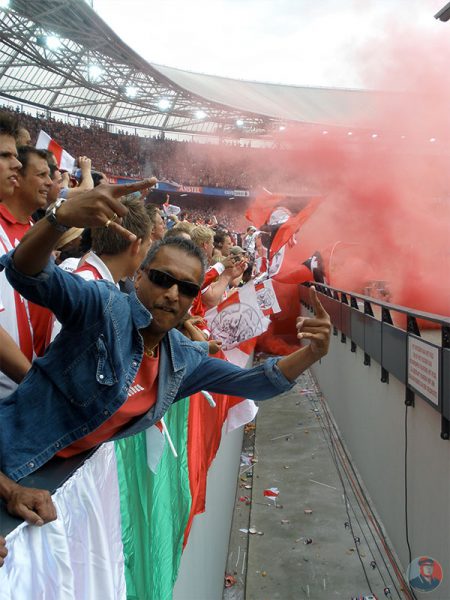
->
[146,268,200,298]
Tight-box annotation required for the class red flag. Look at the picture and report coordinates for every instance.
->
[269,197,322,259]
[245,192,285,228]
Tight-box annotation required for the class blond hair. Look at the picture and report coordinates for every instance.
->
[190,225,214,247]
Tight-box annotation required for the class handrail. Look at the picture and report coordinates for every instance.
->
[299,282,450,440]
[306,282,450,326]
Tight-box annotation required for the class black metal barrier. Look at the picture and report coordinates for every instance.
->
[299,283,450,440]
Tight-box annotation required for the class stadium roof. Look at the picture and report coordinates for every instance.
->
[0,0,385,138]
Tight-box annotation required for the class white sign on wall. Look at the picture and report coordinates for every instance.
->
[408,336,440,406]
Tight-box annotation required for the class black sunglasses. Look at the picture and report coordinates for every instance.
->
[146,268,200,298]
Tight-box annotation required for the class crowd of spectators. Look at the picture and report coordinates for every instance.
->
[1,105,313,193]
[0,109,332,577]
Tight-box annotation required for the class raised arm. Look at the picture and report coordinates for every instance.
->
[277,286,331,381]
[13,178,157,276]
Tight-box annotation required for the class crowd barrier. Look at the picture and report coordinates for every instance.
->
[0,383,254,599]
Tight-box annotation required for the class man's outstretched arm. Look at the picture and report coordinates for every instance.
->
[0,471,56,526]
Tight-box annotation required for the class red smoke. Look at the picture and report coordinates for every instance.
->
[246,16,450,318]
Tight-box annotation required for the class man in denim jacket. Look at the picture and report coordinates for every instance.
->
[0,178,331,525]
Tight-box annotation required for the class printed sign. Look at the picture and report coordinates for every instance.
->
[408,336,440,406]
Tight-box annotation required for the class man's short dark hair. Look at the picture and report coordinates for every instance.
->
[0,112,19,139]
[141,237,207,281]
[91,197,151,255]
[214,229,230,248]
[17,146,49,174]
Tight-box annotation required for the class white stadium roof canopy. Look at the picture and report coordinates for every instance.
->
[0,0,390,138]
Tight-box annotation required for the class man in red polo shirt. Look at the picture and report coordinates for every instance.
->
[0,113,56,538]
[0,145,52,394]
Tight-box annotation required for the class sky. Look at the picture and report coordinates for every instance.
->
[92,0,449,89]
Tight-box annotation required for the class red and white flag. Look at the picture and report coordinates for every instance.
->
[36,130,75,172]
[205,283,271,351]
[254,279,281,316]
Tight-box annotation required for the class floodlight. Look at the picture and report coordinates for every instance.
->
[429,137,437,142]
[126,86,138,99]
[371,133,378,139]
[46,35,61,50]
[322,130,329,135]
[435,2,450,21]
[347,131,353,136]
[195,110,207,120]
[279,125,286,131]
[236,119,244,127]
[158,98,171,111]
[0,0,10,9]
[88,64,103,82]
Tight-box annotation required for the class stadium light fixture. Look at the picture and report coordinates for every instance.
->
[87,64,103,82]
[0,0,10,9]
[126,86,138,99]
[236,119,244,127]
[158,98,172,111]
[322,130,329,135]
[195,110,207,120]
[371,133,378,139]
[279,125,286,131]
[429,137,437,142]
[435,2,450,21]
[46,35,61,50]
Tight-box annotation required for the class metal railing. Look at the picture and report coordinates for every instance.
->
[299,282,450,440]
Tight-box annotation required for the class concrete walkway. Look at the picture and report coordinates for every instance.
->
[224,369,407,600]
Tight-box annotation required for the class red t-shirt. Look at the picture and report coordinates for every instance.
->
[58,352,159,457]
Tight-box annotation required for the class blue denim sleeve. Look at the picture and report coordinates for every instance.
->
[178,355,295,401]
[0,250,106,329]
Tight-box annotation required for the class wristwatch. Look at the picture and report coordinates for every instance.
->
[45,198,70,233]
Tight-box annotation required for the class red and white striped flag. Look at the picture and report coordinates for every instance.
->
[36,130,75,172]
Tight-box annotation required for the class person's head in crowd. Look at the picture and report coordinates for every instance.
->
[55,228,84,265]
[16,127,32,147]
[229,245,245,260]
[0,112,21,199]
[41,150,63,205]
[190,225,214,262]
[164,228,191,241]
[91,171,107,187]
[11,146,52,217]
[214,229,232,257]
[135,237,207,335]
[171,221,194,237]
[91,196,152,278]
[246,225,256,235]
[145,203,166,241]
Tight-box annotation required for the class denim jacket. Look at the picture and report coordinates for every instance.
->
[0,251,294,481]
